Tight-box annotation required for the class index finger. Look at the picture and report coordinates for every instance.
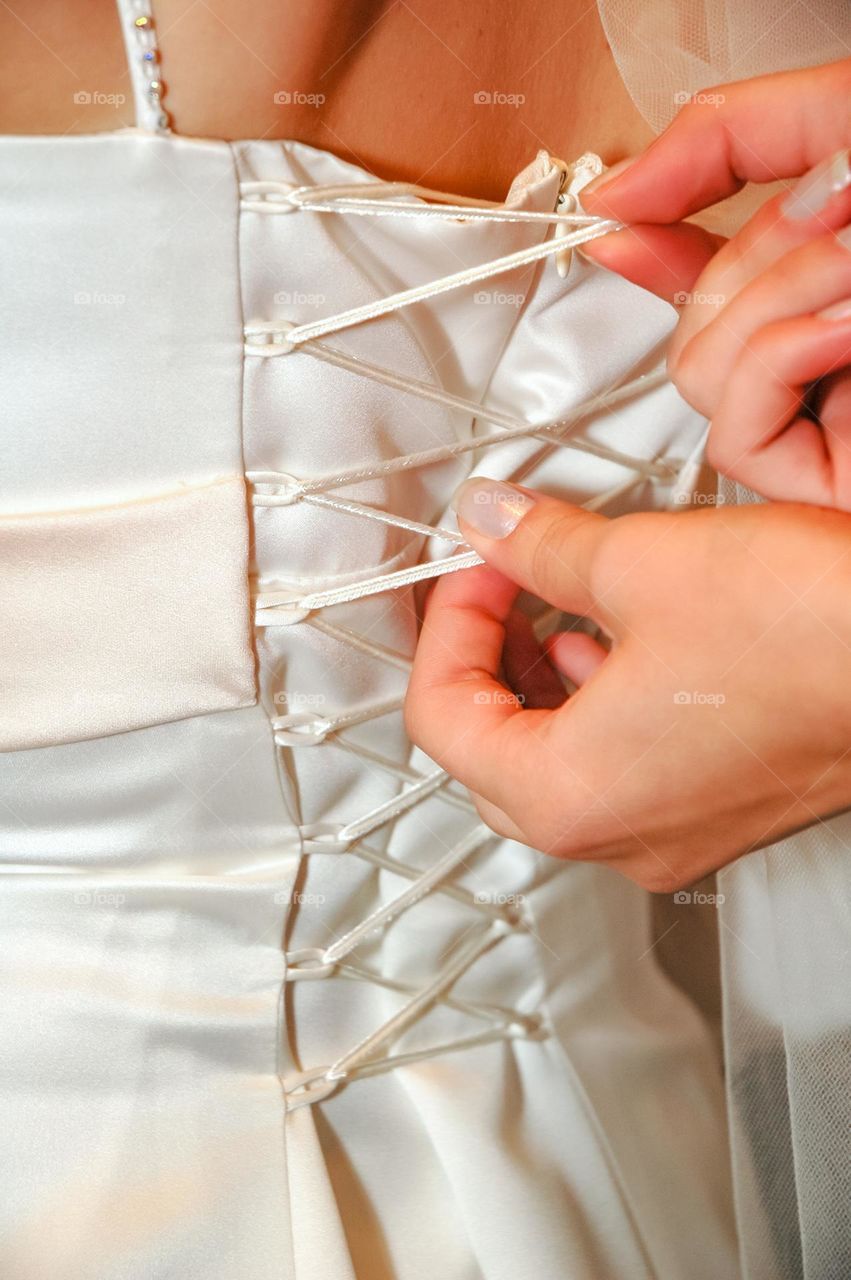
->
[583,59,851,224]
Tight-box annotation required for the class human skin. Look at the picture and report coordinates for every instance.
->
[581,59,851,507]
[8,7,851,890]
[407,61,851,891]
[407,484,851,891]
[0,0,651,198]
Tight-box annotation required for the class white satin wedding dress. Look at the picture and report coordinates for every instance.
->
[0,3,811,1278]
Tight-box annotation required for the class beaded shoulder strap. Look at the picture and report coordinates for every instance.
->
[115,0,171,133]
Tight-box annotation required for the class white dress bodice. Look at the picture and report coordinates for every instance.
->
[0,120,741,1280]
[1,2,845,1274]
[0,0,755,1260]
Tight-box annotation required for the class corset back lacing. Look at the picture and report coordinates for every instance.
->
[238,171,708,1109]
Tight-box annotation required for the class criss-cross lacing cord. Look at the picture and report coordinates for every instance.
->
[243,167,701,1107]
[247,361,677,622]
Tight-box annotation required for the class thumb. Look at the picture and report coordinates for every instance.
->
[453,478,617,626]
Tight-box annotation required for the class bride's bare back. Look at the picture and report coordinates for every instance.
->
[0,0,650,197]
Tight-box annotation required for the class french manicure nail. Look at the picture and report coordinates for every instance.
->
[782,149,851,221]
[452,478,536,538]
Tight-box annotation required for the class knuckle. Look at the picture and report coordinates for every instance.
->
[529,520,564,591]
[744,325,777,369]
[528,516,577,602]
[527,510,605,607]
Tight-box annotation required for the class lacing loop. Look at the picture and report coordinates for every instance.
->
[285,948,337,981]
[239,180,300,213]
[272,712,332,747]
[250,471,304,505]
[244,320,297,357]
[298,822,353,855]
[253,587,313,627]
[271,696,404,747]
[285,1067,346,1108]
[282,917,544,1112]
[243,174,618,233]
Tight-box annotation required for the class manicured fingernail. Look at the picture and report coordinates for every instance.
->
[782,149,851,220]
[452,478,536,538]
[582,154,640,199]
[818,296,851,320]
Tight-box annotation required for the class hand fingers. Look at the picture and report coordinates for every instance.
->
[407,498,703,869]
[820,367,851,439]
[708,307,851,505]
[582,60,851,224]
[405,561,551,803]
[543,630,608,687]
[672,225,851,416]
[580,222,725,304]
[449,480,620,627]
[501,609,567,710]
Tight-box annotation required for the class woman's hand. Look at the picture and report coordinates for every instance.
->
[405,478,851,891]
[581,59,851,508]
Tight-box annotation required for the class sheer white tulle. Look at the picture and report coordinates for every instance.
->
[716,474,851,1280]
[598,3,851,1274]
[597,0,851,131]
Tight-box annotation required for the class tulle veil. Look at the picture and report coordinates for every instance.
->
[596,4,851,1275]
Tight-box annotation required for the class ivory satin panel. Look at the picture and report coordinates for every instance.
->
[0,130,739,1279]
[0,478,254,749]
